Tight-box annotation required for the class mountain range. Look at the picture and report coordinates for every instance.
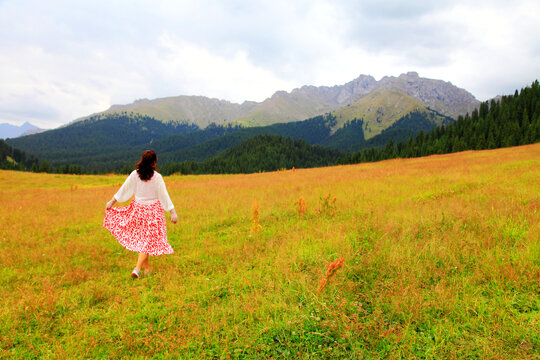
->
[7,72,480,172]
[98,71,479,128]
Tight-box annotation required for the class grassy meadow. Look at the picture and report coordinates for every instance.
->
[0,144,539,359]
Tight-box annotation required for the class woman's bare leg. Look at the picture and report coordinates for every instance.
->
[142,255,151,273]
[136,252,149,272]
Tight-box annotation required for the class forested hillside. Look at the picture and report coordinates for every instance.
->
[158,114,338,163]
[7,113,199,168]
[160,135,344,175]
[343,80,540,163]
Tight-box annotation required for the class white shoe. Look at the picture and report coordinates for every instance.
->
[131,268,141,279]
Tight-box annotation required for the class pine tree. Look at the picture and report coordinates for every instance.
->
[40,160,50,173]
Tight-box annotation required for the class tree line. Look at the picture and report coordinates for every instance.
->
[0,139,39,171]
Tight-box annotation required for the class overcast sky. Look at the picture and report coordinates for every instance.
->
[1,0,539,128]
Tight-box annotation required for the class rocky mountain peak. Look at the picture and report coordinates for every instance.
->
[376,72,479,118]
[335,74,378,104]
[271,90,289,99]
[400,71,420,79]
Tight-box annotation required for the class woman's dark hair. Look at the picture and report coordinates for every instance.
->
[136,150,157,181]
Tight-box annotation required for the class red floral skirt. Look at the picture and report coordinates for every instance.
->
[103,200,174,256]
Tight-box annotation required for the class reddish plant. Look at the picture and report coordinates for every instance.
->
[318,257,345,293]
[295,197,307,215]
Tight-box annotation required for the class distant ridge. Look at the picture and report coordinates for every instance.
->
[95,72,479,128]
[106,96,257,128]
[0,122,43,139]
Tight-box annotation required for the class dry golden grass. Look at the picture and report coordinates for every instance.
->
[0,143,538,358]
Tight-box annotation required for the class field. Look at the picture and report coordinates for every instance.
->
[0,144,539,359]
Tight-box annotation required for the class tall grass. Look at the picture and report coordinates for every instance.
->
[0,144,538,359]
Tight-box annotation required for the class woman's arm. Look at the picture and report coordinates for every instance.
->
[106,172,135,209]
[157,174,175,212]
[156,174,177,224]
[106,197,117,209]
[114,171,136,203]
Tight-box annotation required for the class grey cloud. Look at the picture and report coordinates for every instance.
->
[352,0,455,19]
[333,1,465,67]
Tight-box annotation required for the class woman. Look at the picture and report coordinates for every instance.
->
[103,150,178,279]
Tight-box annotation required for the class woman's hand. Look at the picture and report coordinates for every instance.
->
[106,198,117,210]
[170,209,178,224]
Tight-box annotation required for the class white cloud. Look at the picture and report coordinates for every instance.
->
[0,43,149,128]
[420,0,540,100]
[150,32,297,102]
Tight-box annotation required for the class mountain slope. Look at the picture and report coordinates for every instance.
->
[332,89,451,139]
[233,90,336,127]
[103,96,257,127]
